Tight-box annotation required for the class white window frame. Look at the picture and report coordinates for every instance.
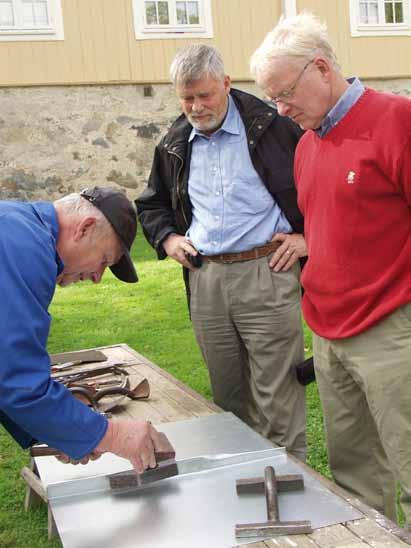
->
[282,0,297,17]
[133,0,213,39]
[350,0,411,36]
[0,0,64,41]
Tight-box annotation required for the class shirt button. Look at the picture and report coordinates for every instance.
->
[214,215,219,220]
[258,125,262,129]
[249,140,254,145]
[216,191,220,196]
[211,142,216,146]
[213,241,217,246]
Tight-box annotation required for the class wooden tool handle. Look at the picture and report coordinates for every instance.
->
[30,446,60,457]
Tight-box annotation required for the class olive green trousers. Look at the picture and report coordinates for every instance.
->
[314,302,411,525]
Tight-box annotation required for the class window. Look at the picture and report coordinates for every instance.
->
[0,0,64,41]
[350,0,411,35]
[133,0,213,39]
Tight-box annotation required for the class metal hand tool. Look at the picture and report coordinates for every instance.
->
[236,473,304,494]
[50,349,107,366]
[51,362,125,382]
[30,445,174,460]
[67,377,150,413]
[51,360,84,372]
[235,465,312,538]
[44,448,284,501]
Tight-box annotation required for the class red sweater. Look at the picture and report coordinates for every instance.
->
[295,88,411,339]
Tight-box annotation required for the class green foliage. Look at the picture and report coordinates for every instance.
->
[0,232,328,546]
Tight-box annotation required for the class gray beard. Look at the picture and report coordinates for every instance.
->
[189,114,222,134]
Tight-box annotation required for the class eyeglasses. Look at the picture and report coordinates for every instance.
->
[270,59,314,105]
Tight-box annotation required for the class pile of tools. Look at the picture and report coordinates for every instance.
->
[50,349,150,415]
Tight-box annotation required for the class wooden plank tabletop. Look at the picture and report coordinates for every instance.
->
[45,344,411,548]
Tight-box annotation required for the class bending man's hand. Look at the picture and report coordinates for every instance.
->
[269,233,307,272]
[95,419,174,473]
[56,451,102,466]
[163,233,198,271]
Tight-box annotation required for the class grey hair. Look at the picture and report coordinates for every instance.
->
[170,44,225,86]
[54,192,115,242]
[250,12,339,85]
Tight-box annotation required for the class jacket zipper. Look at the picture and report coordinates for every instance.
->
[168,149,189,227]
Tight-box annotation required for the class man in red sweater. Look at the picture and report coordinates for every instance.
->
[250,12,411,528]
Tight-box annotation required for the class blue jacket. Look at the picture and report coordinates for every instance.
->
[0,201,108,459]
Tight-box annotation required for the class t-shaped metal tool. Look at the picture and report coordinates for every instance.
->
[235,466,313,538]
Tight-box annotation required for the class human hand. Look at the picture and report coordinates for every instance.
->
[269,233,307,272]
[95,419,175,473]
[163,234,198,271]
[56,451,102,466]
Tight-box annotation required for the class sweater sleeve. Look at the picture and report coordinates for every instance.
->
[0,213,108,460]
[397,135,411,206]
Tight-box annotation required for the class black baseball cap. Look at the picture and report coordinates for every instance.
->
[80,186,138,283]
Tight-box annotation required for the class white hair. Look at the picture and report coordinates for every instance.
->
[250,12,339,85]
[54,193,114,241]
[170,44,225,87]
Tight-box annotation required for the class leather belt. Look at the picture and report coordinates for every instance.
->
[203,241,281,264]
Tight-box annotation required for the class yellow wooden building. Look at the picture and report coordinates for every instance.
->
[0,0,410,201]
[1,0,411,87]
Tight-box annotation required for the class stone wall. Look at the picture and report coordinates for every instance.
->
[0,78,409,202]
[0,84,180,202]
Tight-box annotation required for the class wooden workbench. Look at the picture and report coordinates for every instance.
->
[23,343,411,548]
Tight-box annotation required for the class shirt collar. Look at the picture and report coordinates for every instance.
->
[317,77,365,138]
[188,94,240,142]
[32,201,64,275]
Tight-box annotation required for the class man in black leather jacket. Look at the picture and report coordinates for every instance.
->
[137,45,307,460]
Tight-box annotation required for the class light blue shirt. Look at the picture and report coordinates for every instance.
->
[318,77,365,138]
[187,95,292,254]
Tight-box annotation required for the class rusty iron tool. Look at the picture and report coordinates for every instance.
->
[235,466,312,538]
[236,473,304,494]
[93,378,150,401]
[52,363,126,383]
[50,349,107,366]
[44,448,283,500]
[52,362,125,380]
[67,377,150,413]
[30,446,175,461]
[51,360,85,372]
[31,430,175,462]
[73,371,130,391]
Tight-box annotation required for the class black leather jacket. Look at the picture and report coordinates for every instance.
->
[137,88,304,260]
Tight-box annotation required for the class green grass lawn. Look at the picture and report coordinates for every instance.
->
[0,232,328,547]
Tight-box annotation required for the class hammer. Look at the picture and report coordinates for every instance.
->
[235,466,313,538]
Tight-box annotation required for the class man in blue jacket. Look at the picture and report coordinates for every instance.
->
[0,186,173,471]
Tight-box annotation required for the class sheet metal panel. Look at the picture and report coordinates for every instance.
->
[36,413,362,548]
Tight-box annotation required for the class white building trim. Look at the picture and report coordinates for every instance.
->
[282,0,297,17]
[133,0,213,40]
[0,0,64,42]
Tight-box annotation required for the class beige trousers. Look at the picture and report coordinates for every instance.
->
[314,303,411,525]
[189,256,306,460]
